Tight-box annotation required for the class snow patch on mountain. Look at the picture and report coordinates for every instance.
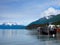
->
[41,7,60,19]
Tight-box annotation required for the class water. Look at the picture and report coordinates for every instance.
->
[0,29,60,45]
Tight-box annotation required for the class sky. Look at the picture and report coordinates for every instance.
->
[0,0,60,25]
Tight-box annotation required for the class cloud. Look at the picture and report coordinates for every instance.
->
[41,7,60,17]
[0,0,60,25]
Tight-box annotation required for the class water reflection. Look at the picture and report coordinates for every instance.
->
[36,35,56,41]
[0,29,60,45]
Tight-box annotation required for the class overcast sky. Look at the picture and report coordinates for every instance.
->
[0,0,60,25]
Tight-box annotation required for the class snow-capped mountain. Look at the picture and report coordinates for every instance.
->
[0,22,26,29]
[26,14,60,29]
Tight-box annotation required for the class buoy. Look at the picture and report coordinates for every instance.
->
[52,34,55,37]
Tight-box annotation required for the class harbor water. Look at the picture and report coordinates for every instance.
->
[0,29,60,45]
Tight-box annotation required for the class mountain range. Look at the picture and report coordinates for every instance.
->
[0,23,26,29]
[26,14,60,29]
